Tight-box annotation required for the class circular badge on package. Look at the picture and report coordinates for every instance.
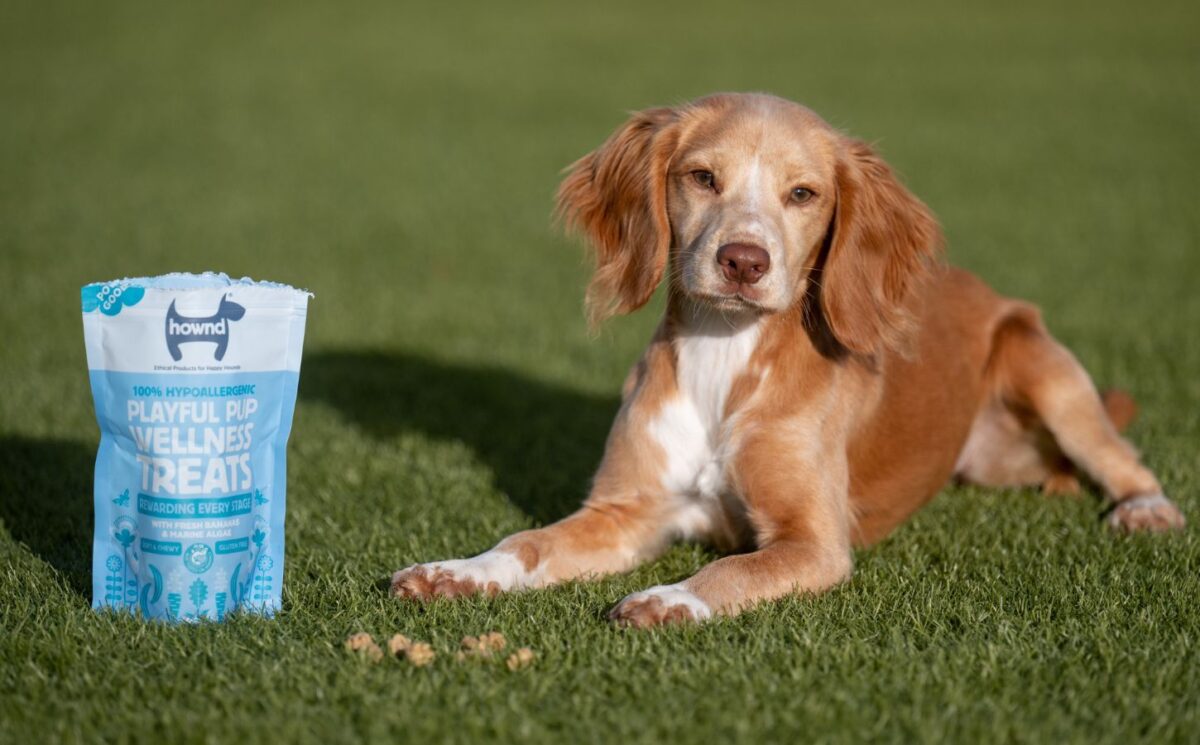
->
[183,543,214,574]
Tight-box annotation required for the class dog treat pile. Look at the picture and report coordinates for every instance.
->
[343,631,535,671]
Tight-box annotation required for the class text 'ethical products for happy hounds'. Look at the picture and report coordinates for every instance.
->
[82,273,310,621]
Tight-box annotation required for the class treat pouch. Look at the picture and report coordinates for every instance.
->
[82,273,310,621]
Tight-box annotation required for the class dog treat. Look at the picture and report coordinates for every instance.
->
[344,632,383,662]
[480,631,507,651]
[460,635,484,654]
[345,632,375,651]
[460,631,507,658]
[83,273,310,621]
[405,642,436,667]
[344,634,384,663]
[386,633,412,656]
[505,647,535,671]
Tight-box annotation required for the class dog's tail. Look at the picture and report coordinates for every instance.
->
[1101,389,1138,433]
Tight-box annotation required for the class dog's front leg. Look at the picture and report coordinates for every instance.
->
[391,357,685,601]
[608,417,854,627]
[389,497,673,600]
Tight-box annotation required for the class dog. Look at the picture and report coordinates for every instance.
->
[390,93,1185,627]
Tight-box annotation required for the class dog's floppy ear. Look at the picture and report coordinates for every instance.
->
[815,138,942,355]
[556,107,680,326]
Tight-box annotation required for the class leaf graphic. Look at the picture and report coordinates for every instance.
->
[189,578,208,609]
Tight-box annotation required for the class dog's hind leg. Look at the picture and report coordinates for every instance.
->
[984,306,1184,532]
[957,387,1138,497]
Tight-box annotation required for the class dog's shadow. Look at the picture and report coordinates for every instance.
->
[299,350,621,524]
[0,436,96,594]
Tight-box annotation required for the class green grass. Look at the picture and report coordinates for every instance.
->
[2,0,1199,742]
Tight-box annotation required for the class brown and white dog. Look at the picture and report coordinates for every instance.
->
[391,93,1185,627]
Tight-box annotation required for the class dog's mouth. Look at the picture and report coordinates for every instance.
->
[689,289,768,313]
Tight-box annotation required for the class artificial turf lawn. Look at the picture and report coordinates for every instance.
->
[2,1,1199,742]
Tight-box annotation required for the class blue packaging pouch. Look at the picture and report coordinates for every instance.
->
[82,272,310,621]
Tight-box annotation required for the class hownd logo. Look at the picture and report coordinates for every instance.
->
[165,294,246,361]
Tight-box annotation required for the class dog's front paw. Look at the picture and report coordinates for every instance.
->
[608,584,713,628]
[1106,494,1186,533]
[390,550,537,601]
[390,563,494,600]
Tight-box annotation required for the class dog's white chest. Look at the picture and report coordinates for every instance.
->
[649,317,761,501]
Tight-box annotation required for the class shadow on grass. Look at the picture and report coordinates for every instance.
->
[299,350,620,524]
[0,353,618,600]
[0,436,95,594]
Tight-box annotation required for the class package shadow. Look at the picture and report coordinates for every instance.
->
[299,350,621,524]
[0,436,95,594]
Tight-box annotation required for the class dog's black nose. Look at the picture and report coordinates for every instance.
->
[716,243,770,285]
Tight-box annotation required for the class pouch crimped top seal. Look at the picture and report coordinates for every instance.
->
[82,273,310,621]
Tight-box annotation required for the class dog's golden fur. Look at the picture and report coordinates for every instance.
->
[391,93,1183,627]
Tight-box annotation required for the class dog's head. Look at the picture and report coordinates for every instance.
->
[219,294,247,322]
[557,93,941,354]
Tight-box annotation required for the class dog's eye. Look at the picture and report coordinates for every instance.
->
[791,187,815,204]
[692,170,716,190]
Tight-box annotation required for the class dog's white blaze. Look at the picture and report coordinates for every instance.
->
[744,152,765,213]
[730,151,772,248]
[395,548,542,591]
[620,583,713,620]
[649,314,761,536]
